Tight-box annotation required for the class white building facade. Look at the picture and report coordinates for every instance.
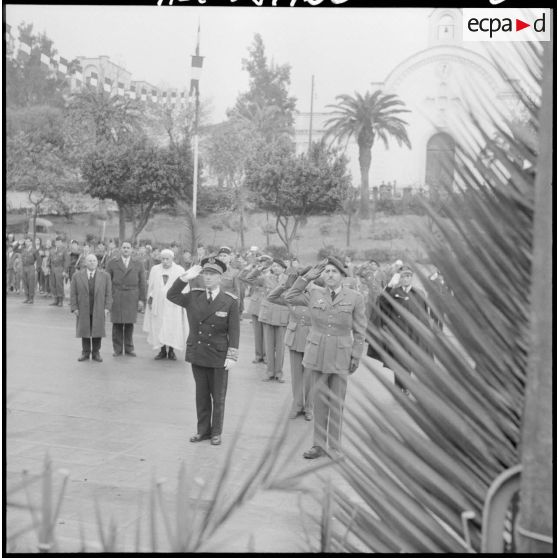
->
[294,9,517,195]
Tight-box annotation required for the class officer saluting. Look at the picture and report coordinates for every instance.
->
[166,256,240,446]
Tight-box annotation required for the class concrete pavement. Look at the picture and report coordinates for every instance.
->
[5,292,396,552]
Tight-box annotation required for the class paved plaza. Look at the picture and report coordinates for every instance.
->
[5,293,396,553]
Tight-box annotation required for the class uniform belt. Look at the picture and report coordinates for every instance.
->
[116,286,138,290]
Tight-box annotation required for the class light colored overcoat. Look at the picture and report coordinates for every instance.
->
[70,269,112,338]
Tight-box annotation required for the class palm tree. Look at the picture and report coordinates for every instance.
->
[324,90,411,218]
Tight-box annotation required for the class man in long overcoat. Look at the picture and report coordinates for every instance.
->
[167,257,240,446]
[106,240,146,357]
[70,254,112,362]
[285,257,366,460]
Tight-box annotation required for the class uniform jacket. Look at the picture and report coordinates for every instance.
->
[285,277,366,375]
[242,267,289,326]
[238,265,266,316]
[267,282,311,353]
[21,247,39,267]
[367,285,430,360]
[106,257,147,323]
[220,266,241,299]
[49,247,70,270]
[167,278,240,368]
[70,269,113,338]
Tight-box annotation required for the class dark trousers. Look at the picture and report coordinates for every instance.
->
[83,315,101,355]
[51,267,64,298]
[112,323,134,354]
[192,364,229,437]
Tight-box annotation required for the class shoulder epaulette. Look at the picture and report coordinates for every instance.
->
[192,288,206,292]
[223,291,239,300]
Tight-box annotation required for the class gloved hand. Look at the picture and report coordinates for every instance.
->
[224,359,236,371]
[349,357,359,374]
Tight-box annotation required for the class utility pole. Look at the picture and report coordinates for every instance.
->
[308,74,314,154]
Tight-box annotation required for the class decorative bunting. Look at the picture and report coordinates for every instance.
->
[5,22,191,109]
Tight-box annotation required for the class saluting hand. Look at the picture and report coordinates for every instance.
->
[181,264,202,282]
[303,260,327,282]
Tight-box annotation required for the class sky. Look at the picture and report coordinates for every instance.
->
[5,4,433,123]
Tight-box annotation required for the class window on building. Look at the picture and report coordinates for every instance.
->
[438,15,454,40]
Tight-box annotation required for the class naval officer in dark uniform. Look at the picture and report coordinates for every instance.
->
[167,256,240,446]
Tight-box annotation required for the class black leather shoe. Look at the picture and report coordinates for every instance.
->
[28,299,34,304]
[167,349,176,360]
[252,358,264,363]
[190,434,211,443]
[92,353,103,362]
[78,353,90,362]
[113,352,123,357]
[154,352,167,360]
[126,351,137,357]
[210,435,222,446]
[276,377,286,383]
[303,446,326,459]
[261,377,274,382]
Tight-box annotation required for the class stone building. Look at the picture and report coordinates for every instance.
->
[294,8,518,194]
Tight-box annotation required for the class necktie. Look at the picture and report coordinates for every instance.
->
[331,290,336,302]
[207,291,213,304]
[89,272,93,281]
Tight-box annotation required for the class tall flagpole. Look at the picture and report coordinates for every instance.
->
[191,23,202,219]
[308,74,315,154]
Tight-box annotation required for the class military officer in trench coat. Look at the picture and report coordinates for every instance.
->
[105,240,146,357]
[285,257,366,460]
[167,257,240,446]
[70,254,113,362]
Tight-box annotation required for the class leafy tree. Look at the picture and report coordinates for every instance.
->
[6,22,78,108]
[80,138,187,242]
[245,139,351,254]
[6,105,73,241]
[325,90,411,219]
[228,33,297,140]
[206,119,259,248]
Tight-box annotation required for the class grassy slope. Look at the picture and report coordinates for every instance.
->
[44,211,430,264]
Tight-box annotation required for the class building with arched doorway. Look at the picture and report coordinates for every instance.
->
[294,8,518,195]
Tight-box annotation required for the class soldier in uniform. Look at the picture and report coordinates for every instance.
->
[49,236,70,307]
[216,246,242,309]
[238,254,271,364]
[68,240,84,281]
[105,241,147,356]
[285,257,366,459]
[359,259,386,317]
[371,264,431,395]
[167,257,240,446]
[267,265,314,420]
[245,258,290,381]
[21,237,39,304]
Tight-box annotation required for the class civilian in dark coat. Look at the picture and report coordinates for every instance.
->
[167,257,240,446]
[71,254,113,362]
[105,241,146,356]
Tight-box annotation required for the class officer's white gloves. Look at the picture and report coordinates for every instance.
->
[224,358,236,371]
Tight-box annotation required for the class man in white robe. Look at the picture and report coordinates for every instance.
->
[143,249,189,360]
